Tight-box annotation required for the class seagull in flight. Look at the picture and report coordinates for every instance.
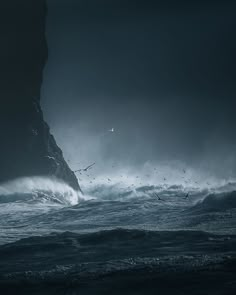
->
[108,128,115,132]
[184,193,189,199]
[154,193,163,201]
[74,163,96,173]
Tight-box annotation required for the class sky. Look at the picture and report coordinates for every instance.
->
[41,0,236,180]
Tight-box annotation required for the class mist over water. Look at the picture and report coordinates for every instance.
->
[1,173,236,245]
[1,172,236,293]
[41,0,236,181]
[1,1,236,293]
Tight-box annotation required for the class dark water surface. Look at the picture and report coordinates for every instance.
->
[0,177,236,294]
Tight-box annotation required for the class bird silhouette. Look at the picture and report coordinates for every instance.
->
[74,163,95,173]
[154,193,163,201]
[184,193,189,199]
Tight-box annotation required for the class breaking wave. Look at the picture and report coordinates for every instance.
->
[191,190,236,212]
[0,176,80,205]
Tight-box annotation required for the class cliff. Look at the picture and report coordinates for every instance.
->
[0,0,80,191]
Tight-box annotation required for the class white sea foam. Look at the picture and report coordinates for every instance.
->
[0,176,82,205]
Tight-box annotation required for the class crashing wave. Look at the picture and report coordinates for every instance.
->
[0,176,81,205]
[191,190,236,212]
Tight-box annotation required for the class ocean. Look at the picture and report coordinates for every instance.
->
[0,176,236,294]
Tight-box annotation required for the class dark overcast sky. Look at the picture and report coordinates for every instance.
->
[42,0,236,177]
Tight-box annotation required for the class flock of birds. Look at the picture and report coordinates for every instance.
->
[69,125,210,202]
[71,162,201,202]
[153,192,189,201]
[67,127,214,202]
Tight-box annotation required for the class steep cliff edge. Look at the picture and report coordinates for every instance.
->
[0,0,80,191]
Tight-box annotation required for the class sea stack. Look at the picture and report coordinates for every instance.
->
[0,0,80,191]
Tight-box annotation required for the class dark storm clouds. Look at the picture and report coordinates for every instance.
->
[42,0,236,176]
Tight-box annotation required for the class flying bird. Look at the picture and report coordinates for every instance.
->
[154,193,163,201]
[74,163,95,173]
[108,128,115,132]
[184,193,189,199]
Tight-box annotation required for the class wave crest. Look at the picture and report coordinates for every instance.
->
[0,176,80,205]
[192,190,236,212]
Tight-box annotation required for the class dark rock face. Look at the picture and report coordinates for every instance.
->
[0,0,80,191]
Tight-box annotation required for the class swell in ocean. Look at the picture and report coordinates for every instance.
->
[0,177,236,244]
[0,176,236,294]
